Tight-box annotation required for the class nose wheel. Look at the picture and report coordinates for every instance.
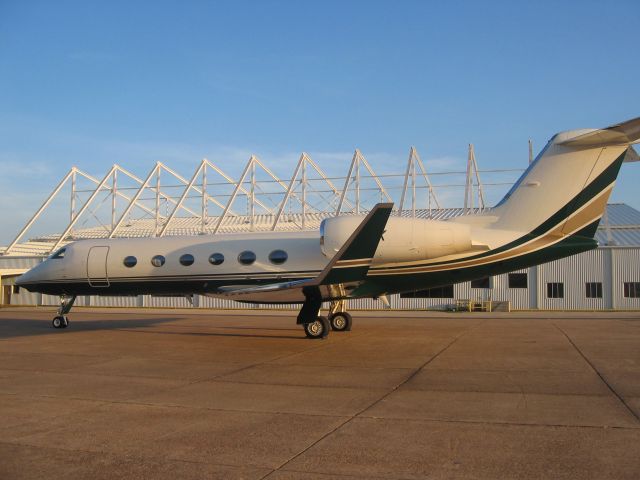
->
[52,295,76,329]
[52,316,69,329]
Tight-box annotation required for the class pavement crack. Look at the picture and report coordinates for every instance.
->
[260,320,485,480]
[553,322,640,424]
[354,319,486,417]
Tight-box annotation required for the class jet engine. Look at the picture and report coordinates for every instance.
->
[320,216,473,262]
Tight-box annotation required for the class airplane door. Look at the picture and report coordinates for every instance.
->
[87,246,110,287]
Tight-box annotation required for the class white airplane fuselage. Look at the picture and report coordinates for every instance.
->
[14,117,640,336]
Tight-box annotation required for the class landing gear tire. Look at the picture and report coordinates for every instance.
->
[304,316,330,339]
[329,312,352,332]
[52,296,75,330]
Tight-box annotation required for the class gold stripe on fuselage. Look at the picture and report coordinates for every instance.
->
[368,183,613,276]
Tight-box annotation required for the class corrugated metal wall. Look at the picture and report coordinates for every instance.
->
[89,296,139,307]
[611,248,640,309]
[454,269,530,309]
[5,290,39,306]
[0,257,41,270]
[537,249,610,310]
[143,295,192,309]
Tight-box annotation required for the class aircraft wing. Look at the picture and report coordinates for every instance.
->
[208,203,394,303]
[315,202,393,285]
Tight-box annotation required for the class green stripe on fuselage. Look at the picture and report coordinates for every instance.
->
[370,149,626,273]
[355,219,601,298]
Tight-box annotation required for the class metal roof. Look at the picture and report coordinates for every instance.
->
[595,228,640,247]
[594,203,640,247]
[601,203,640,226]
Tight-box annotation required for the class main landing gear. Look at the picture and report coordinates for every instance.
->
[303,316,330,339]
[328,300,352,332]
[52,295,76,329]
[298,289,352,339]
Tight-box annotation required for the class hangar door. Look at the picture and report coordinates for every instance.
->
[87,246,110,287]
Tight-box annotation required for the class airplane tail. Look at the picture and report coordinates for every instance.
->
[490,117,640,238]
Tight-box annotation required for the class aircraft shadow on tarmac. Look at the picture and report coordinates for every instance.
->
[0,315,306,341]
[0,316,179,339]
[116,325,306,341]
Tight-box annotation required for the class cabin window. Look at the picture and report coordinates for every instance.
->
[268,249,288,265]
[179,254,195,266]
[401,285,454,298]
[623,282,640,298]
[471,277,491,289]
[123,256,137,268]
[151,255,165,267]
[546,282,564,298]
[508,273,527,288]
[585,282,602,298]
[209,253,224,265]
[12,285,20,294]
[50,248,66,259]
[238,251,256,265]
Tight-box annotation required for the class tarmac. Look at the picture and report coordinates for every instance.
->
[1,307,639,480]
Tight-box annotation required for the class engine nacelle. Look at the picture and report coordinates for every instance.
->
[320,216,473,262]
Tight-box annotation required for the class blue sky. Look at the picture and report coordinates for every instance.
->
[1,0,639,243]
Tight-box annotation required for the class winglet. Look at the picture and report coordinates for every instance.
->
[315,203,393,286]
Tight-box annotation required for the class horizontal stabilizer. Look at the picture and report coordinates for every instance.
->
[558,117,640,147]
[624,145,640,163]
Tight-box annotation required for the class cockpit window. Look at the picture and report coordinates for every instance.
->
[319,220,326,247]
[50,248,66,259]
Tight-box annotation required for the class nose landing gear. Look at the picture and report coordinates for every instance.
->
[52,295,76,329]
[52,315,69,329]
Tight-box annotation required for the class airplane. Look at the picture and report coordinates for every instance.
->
[15,117,640,338]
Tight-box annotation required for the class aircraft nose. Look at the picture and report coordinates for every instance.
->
[15,271,30,286]
[15,267,37,286]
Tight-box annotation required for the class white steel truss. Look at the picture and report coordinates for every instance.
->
[2,148,523,256]
[336,149,393,215]
[464,144,485,213]
[398,146,441,217]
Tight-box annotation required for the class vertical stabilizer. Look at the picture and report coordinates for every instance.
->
[492,118,639,237]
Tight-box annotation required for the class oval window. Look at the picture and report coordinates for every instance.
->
[151,255,165,267]
[268,249,288,265]
[238,250,256,265]
[179,254,194,266]
[123,256,137,268]
[209,253,224,265]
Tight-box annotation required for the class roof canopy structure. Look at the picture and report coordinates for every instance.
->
[1,146,531,256]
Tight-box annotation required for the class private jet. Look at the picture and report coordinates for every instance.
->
[16,117,640,338]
